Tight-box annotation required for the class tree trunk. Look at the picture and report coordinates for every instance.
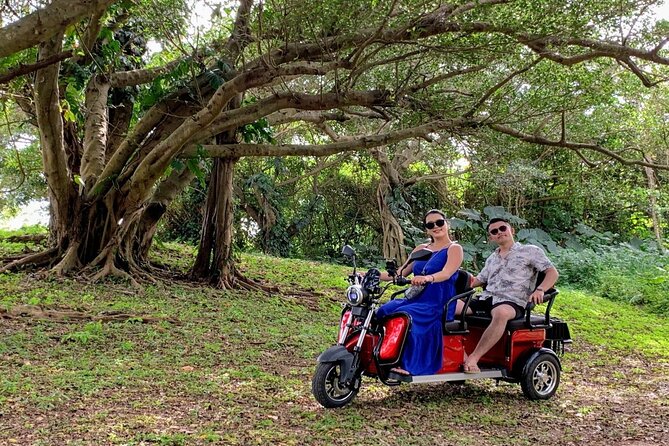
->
[191,155,238,287]
[376,175,407,264]
[134,163,199,263]
[35,35,77,248]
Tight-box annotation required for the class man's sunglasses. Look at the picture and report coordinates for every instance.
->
[489,225,508,235]
[425,219,446,230]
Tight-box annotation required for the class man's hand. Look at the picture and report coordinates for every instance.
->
[529,289,544,304]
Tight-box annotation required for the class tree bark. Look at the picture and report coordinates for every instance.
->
[376,175,407,264]
[135,162,199,263]
[0,0,116,58]
[34,35,77,248]
[191,154,238,287]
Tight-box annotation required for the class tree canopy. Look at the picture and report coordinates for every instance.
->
[1,0,668,284]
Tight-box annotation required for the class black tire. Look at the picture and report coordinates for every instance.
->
[312,362,359,408]
[521,353,560,400]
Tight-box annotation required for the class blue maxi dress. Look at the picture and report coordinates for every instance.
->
[376,247,459,375]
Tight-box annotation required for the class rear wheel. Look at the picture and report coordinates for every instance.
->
[521,353,560,400]
[312,362,359,408]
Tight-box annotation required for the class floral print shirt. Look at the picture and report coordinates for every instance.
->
[476,242,555,308]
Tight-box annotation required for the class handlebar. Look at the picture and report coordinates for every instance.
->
[394,276,410,286]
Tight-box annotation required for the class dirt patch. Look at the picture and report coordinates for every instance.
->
[1,336,668,445]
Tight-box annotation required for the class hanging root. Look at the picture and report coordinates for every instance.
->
[0,247,60,274]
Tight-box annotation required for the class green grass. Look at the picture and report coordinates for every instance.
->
[554,287,669,360]
[1,244,669,444]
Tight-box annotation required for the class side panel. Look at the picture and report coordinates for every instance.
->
[344,332,378,375]
[509,329,545,373]
[464,326,508,367]
[378,314,410,364]
[436,334,466,373]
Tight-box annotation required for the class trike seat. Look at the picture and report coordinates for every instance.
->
[441,269,475,335]
[465,311,551,330]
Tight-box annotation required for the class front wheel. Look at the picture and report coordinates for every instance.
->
[312,362,359,408]
[521,353,560,400]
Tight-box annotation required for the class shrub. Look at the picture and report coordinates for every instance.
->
[553,246,669,316]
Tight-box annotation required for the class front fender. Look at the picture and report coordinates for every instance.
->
[316,345,356,383]
[521,348,561,376]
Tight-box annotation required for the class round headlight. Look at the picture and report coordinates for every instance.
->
[346,284,365,306]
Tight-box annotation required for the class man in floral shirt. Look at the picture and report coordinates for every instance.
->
[459,218,559,374]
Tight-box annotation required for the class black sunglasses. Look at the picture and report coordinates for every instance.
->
[489,225,508,235]
[425,219,446,230]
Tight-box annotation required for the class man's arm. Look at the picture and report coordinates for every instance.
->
[529,266,559,304]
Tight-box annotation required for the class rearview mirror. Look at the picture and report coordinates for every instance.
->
[409,248,433,261]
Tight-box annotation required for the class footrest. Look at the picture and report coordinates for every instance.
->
[408,369,506,384]
[387,371,412,382]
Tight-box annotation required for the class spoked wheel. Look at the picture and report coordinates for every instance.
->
[521,353,560,400]
[312,362,359,408]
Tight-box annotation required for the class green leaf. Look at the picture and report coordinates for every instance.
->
[458,208,481,221]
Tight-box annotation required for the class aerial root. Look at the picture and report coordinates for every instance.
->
[89,254,140,288]
[0,247,59,274]
[1,304,179,324]
[215,268,279,292]
[51,242,82,276]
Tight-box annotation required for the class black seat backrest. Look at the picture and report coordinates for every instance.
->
[454,269,472,295]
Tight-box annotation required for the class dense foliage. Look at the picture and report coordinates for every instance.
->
[1,0,668,291]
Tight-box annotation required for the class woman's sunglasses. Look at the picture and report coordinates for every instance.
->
[424,219,446,230]
[489,225,508,235]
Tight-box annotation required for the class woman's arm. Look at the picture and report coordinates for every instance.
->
[379,243,429,281]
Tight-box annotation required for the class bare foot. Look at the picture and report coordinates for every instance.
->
[463,362,481,374]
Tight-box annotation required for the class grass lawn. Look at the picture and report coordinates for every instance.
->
[1,239,668,445]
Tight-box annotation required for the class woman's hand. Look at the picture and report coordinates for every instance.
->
[411,275,433,286]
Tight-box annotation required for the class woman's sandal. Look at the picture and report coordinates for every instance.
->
[390,367,411,376]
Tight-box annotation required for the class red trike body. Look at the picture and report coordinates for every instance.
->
[312,257,571,408]
[339,309,553,380]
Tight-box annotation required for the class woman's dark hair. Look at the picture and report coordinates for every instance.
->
[423,209,446,226]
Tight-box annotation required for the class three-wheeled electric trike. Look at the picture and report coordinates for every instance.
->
[312,245,572,408]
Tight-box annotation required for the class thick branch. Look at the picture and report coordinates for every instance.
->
[0,51,73,85]
[122,62,356,208]
[82,75,110,189]
[197,89,393,144]
[192,118,470,158]
[489,123,669,170]
[110,60,183,88]
[34,36,74,230]
[0,0,116,58]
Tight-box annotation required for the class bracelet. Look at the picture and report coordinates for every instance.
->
[536,286,545,292]
[430,275,435,283]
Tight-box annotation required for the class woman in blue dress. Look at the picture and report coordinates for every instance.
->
[377,209,463,376]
